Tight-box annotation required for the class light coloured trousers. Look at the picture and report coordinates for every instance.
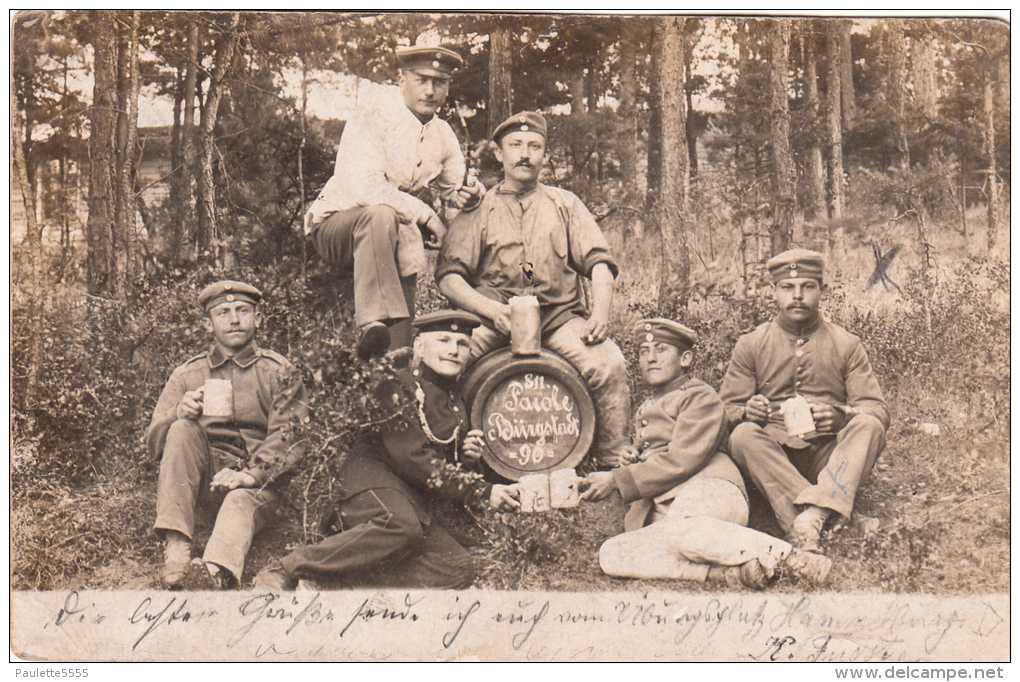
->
[154,419,279,581]
[599,475,793,581]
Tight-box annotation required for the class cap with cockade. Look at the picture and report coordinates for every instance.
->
[396,45,463,79]
[766,249,825,283]
[633,318,698,350]
[412,310,482,335]
[492,111,548,143]
[198,280,262,312]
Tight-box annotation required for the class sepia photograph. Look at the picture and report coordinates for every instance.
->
[9,10,1010,666]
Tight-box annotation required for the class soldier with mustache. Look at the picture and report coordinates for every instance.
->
[435,112,631,469]
[719,249,889,554]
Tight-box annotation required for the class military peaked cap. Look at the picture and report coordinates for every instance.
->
[198,280,262,311]
[413,310,482,336]
[492,111,548,143]
[396,45,463,79]
[766,248,825,283]
[634,318,697,350]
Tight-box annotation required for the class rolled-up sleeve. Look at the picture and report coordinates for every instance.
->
[564,194,618,278]
[435,209,482,284]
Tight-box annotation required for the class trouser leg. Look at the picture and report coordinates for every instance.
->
[468,323,508,360]
[388,274,417,350]
[793,414,887,520]
[279,488,423,581]
[373,521,476,589]
[155,420,214,539]
[546,318,631,462]
[729,422,813,533]
[202,487,280,581]
[310,206,409,327]
[600,476,791,580]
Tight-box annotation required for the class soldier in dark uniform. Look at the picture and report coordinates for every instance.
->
[253,310,520,591]
[148,281,310,589]
[720,249,889,553]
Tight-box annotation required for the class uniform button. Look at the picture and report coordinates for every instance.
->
[795,349,804,357]
[641,420,648,426]
[452,406,459,412]
[796,338,805,346]
[795,381,803,388]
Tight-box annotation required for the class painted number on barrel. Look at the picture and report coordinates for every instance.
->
[484,372,582,470]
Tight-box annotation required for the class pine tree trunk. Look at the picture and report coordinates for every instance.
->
[646,20,662,213]
[180,18,199,255]
[911,21,938,119]
[655,17,690,313]
[983,66,999,254]
[12,97,45,407]
[803,25,827,222]
[838,19,855,129]
[886,22,910,170]
[86,11,118,297]
[167,67,185,258]
[768,18,796,256]
[114,10,140,300]
[825,22,844,223]
[488,23,513,133]
[683,30,698,178]
[618,24,640,207]
[196,13,241,258]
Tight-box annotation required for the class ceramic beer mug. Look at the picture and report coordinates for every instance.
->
[203,379,234,418]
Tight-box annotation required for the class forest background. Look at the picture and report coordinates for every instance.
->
[10,11,1010,594]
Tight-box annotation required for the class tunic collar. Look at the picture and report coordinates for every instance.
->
[398,99,436,129]
[650,372,695,398]
[494,180,541,198]
[412,363,459,393]
[774,312,823,337]
[207,341,260,369]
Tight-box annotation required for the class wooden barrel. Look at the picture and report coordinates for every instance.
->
[461,349,596,481]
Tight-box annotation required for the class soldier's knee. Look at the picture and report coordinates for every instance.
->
[729,421,765,453]
[848,413,885,436]
[604,341,628,377]
[163,419,207,454]
[220,487,259,511]
[381,510,425,554]
[598,536,627,576]
[447,551,476,589]
[359,205,400,233]
[587,340,628,387]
